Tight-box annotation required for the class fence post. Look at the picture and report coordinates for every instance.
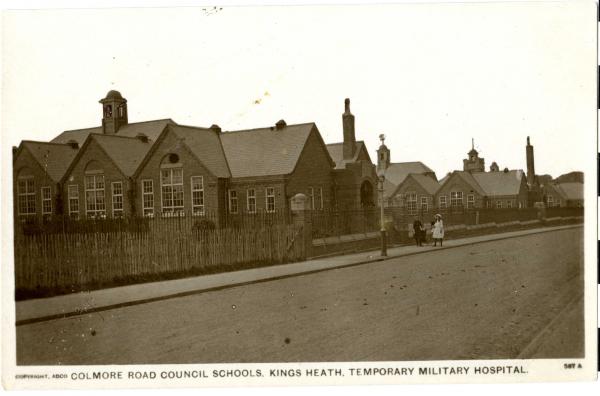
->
[290,193,312,259]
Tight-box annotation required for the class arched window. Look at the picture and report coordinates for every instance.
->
[160,154,184,215]
[84,160,106,218]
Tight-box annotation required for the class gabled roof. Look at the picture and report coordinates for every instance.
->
[409,173,441,195]
[220,122,328,178]
[471,170,525,196]
[51,119,176,146]
[325,141,371,170]
[18,141,79,183]
[169,125,231,178]
[555,182,583,201]
[91,134,154,177]
[439,171,486,196]
[385,162,436,186]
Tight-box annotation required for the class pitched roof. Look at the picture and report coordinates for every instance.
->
[51,119,176,146]
[471,170,525,196]
[20,141,79,182]
[220,122,320,178]
[408,173,440,195]
[555,182,583,201]
[90,134,153,177]
[385,162,435,186]
[439,171,486,196]
[169,125,231,178]
[325,141,369,170]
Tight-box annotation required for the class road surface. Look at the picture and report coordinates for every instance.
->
[17,227,584,364]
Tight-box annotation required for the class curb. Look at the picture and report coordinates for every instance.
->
[16,224,583,326]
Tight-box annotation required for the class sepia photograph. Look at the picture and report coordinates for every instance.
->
[1,0,597,389]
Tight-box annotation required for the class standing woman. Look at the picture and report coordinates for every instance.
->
[432,214,444,247]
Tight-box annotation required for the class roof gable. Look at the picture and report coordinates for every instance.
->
[169,125,231,178]
[91,134,154,177]
[19,141,79,183]
[555,182,583,201]
[438,171,486,196]
[386,162,435,184]
[325,141,372,170]
[471,170,525,196]
[220,122,317,178]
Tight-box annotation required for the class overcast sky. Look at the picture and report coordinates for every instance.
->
[2,0,596,179]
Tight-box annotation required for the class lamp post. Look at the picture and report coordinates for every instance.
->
[377,134,388,257]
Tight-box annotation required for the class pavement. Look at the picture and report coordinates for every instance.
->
[15,224,582,325]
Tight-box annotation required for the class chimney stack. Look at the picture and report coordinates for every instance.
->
[342,98,356,160]
[526,136,535,186]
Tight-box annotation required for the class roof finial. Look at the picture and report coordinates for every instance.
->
[471,138,474,150]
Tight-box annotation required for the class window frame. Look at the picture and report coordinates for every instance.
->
[160,167,184,215]
[439,195,447,209]
[191,176,204,216]
[68,184,79,219]
[266,187,276,213]
[406,191,418,215]
[85,174,106,219]
[420,195,428,212]
[111,181,124,218]
[141,179,154,217]
[41,186,52,215]
[17,177,36,216]
[467,194,475,209]
[228,190,238,214]
[450,191,463,208]
[247,188,256,214]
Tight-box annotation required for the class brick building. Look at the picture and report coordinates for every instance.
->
[12,91,369,224]
[325,99,377,209]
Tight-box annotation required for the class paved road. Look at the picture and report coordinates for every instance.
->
[17,228,584,365]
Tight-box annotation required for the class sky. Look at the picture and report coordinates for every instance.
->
[1,0,596,179]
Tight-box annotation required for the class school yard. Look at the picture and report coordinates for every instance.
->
[16,227,583,364]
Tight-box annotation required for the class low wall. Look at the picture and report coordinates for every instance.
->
[310,216,583,258]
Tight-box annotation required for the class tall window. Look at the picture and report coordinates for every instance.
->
[68,185,79,218]
[406,192,417,214]
[556,199,561,207]
[316,187,323,210]
[496,200,502,209]
[41,186,52,215]
[17,178,36,216]
[161,168,184,214]
[266,187,275,213]
[191,176,204,215]
[439,195,447,209]
[308,187,315,210]
[547,195,554,207]
[467,194,475,209]
[420,196,428,211]
[85,174,106,218]
[228,190,238,214]
[142,180,154,217]
[486,200,492,209]
[111,181,123,218]
[450,191,463,207]
[247,189,256,213]
[506,200,513,208]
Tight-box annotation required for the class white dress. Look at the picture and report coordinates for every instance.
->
[432,220,444,239]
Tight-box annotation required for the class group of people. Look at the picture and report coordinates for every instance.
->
[412,214,444,247]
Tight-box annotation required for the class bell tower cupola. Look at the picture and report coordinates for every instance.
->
[100,90,128,135]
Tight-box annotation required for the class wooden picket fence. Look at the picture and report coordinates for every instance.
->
[14,224,305,293]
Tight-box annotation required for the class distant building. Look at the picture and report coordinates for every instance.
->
[542,182,583,208]
[436,169,529,209]
[388,173,440,214]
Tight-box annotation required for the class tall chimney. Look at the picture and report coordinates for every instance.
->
[526,136,535,186]
[342,98,356,160]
